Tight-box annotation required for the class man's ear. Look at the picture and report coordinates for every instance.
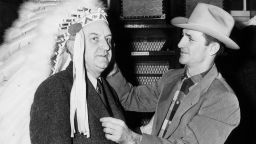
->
[208,42,220,56]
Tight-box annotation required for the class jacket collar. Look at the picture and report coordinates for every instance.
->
[154,64,219,135]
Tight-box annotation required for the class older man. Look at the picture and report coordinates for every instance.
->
[29,5,125,144]
[101,3,240,144]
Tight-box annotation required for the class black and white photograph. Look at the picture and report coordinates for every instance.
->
[0,0,255,144]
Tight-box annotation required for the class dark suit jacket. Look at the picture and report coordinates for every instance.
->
[30,63,125,144]
[107,64,240,144]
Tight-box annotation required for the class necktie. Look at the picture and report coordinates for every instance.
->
[97,78,113,115]
[97,78,108,106]
[180,78,194,95]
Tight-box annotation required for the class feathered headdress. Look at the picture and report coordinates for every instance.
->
[0,0,107,143]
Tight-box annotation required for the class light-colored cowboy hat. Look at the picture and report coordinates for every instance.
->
[171,3,239,49]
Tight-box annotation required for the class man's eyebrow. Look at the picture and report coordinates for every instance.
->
[88,32,99,36]
[88,33,112,37]
[184,32,192,38]
[105,34,112,37]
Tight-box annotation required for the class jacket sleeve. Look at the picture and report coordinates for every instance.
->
[29,79,71,144]
[107,70,161,112]
[139,91,240,144]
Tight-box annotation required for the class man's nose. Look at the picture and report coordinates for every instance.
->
[177,36,186,49]
[100,39,110,51]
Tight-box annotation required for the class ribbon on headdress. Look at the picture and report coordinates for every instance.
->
[68,8,108,138]
[70,29,89,137]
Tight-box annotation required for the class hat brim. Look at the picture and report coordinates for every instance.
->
[171,17,239,49]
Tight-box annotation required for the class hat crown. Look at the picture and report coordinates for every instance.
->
[188,3,234,37]
[171,3,239,49]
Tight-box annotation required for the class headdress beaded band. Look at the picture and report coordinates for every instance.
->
[52,7,108,74]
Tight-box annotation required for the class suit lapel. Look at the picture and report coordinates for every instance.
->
[164,83,201,137]
[102,79,125,121]
[164,65,219,137]
[86,79,110,119]
[154,76,181,135]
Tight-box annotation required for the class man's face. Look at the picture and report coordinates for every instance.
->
[177,29,209,67]
[83,21,112,78]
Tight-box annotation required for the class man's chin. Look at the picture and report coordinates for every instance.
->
[96,64,108,71]
[179,58,187,65]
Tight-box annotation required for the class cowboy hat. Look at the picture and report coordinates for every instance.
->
[171,3,239,49]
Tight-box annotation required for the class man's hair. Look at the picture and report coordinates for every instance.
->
[203,33,224,56]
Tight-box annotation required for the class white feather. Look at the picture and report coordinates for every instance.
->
[4,1,57,42]
[0,30,36,61]
[0,0,104,144]
[0,50,26,84]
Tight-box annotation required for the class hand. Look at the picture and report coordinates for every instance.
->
[100,117,142,144]
[107,62,119,77]
[140,116,154,134]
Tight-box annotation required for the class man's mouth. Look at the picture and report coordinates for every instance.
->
[180,51,188,55]
[97,54,108,60]
[97,53,107,57]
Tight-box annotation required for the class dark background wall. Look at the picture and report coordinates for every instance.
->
[1,0,255,44]
[0,1,21,44]
[221,25,256,144]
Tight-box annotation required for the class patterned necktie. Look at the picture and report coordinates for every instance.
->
[97,78,110,108]
[97,79,103,94]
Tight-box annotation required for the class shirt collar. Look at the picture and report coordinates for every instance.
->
[87,72,98,89]
[183,65,212,84]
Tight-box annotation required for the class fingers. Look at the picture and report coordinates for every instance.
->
[100,117,125,135]
[100,117,127,143]
[105,133,119,142]
[103,126,122,142]
[100,117,126,126]
[102,121,120,134]
[103,126,115,134]
[100,117,141,144]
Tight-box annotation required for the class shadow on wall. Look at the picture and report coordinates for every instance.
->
[216,25,256,144]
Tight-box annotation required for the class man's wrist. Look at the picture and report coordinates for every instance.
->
[129,131,142,144]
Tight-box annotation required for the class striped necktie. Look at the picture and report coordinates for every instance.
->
[97,78,106,105]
